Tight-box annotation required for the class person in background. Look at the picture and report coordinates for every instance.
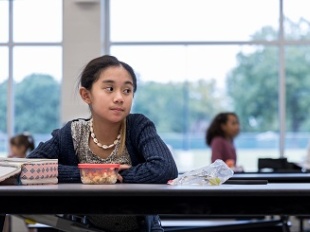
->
[8,132,35,158]
[27,54,178,232]
[5,133,37,232]
[205,112,242,171]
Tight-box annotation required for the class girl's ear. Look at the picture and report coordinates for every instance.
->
[79,87,91,104]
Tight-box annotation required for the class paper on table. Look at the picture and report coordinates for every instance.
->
[0,164,20,183]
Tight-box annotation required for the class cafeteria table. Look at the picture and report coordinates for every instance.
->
[1,183,310,231]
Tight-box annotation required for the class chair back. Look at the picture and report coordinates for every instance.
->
[258,158,301,172]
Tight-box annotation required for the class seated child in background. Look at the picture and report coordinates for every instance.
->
[4,134,37,232]
[8,133,35,158]
[205,112,243,172]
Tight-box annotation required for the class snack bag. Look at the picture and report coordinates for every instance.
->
[168,159,234,186]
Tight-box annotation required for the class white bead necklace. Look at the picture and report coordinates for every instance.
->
[89,119,121,150]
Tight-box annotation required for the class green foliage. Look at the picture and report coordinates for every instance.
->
[227,47,279,132]
[227,18,310,132]
[0,74,60,134]
[285,46,310,132]
[1,74,223,136]
[132,80,226,133]
[14,74,60,134]
[0,80,8,132]
[133,81,185,132]
[188,79,227,132]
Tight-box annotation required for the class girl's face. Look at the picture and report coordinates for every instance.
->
[221,114,240,139]
[10,144,27,158]
[80,66,134,123]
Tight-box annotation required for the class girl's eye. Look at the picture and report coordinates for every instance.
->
[123,88,132,94]
[105,87,113,92]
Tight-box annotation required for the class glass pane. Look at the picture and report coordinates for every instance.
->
[13,46,62,83]
[285,45,310,166]
[0,0,8,43]
[284,0,310,40]
[112,45,243,90]
[0,47,8,157]
[0,46,8,83]
[110,0,279,42]
[13,46,62,135]
[13,0,62,42]
[111,45,279,172]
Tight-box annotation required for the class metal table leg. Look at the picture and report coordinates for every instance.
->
[0,214,6,232]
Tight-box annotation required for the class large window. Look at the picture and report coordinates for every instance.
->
[2,0,310,173]
[109,0,310,172]
[0,0,62,155]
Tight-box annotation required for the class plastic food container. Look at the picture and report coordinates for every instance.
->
[78,163,120,184]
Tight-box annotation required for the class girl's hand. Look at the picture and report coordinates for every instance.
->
[225,159,235,168]
[117,164,131,183]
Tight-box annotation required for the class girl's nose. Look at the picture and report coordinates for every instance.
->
[113,91,124,103]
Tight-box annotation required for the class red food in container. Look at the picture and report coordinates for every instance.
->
[78,163,120,184]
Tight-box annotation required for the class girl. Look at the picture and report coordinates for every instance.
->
[27,54,178,231]
[8,133,35,158]
[205,112,240,168]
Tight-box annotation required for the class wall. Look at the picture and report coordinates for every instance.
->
[62,0,102,124]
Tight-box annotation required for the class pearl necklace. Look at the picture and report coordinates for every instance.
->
[89,119,121,150]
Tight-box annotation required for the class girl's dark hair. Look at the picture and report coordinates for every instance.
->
[79,54,137,93]
[10,133,35,152]
[205,112,238,146]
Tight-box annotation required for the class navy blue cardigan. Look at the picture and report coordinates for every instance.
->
[27,113,179,184]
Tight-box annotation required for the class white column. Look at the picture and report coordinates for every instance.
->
[62,0,101,124]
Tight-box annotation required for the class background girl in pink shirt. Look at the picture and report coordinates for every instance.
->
[205,112,240,169]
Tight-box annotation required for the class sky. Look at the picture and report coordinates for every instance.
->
[1,0,309,90]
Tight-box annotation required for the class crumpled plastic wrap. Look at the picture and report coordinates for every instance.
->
[168,159,234,186]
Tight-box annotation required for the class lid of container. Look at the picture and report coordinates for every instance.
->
[78,163,120,169]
